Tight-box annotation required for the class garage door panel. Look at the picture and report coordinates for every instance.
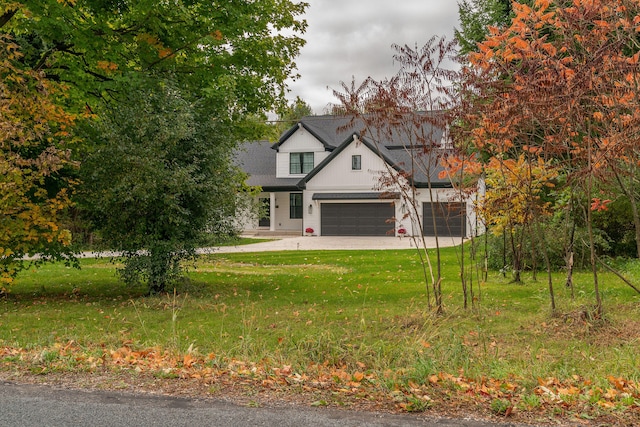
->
[423,202,466,237]
[321,203,394,236]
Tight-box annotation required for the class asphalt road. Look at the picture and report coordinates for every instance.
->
[0,381,531,427]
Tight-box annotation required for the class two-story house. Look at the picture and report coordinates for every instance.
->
[236,114,478,237]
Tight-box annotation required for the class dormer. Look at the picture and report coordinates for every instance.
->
[274,122,332,178]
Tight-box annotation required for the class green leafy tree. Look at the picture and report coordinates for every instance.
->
[2,1,307,292]
[456,0,517,54]
[0,34,77,288]
[80,81,252,293]
[273,97,314,137]
[3,1,307,114]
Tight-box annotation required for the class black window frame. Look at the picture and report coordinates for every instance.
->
[351,154,362,170]
[290,193,303,219]
[290,152,314,174]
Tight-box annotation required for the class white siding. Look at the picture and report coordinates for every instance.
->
[241,192,302,232]
[275,127,330,178]
[304,138,388,192]
[302,191,319,235]
[271,192,303,231]
[303,138,404,236]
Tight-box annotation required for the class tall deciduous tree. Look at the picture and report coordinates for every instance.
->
[458,0,640,316]
[3,1,307,114]
[333,36,463,314]
[0,35,77,288]
[455,0,518,54]
[477,155,557,288]
[80,81,252,293]
[2,1,307,292]
[273,97,314,137]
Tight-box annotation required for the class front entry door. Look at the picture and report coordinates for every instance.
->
[258,198,270,227]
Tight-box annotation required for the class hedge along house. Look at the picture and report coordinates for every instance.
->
[235,114,480,238]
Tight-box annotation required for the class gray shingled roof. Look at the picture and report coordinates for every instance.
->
[381,145,452,187]
[274,115,355,148]
[237,114,452,190]
[282,113,445,150]
[234,140,299,191]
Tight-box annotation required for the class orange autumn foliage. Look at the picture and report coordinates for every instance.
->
[466,0,640,173]
[0,35,77,286]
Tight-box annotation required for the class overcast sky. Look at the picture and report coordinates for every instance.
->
[285,1,462,114]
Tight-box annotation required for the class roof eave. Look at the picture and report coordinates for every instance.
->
[413,181,452,189]
[274,120,336,152]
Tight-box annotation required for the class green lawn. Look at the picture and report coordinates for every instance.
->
[2,247,640,422]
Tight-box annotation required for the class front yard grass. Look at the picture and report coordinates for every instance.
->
[2,247,640,425]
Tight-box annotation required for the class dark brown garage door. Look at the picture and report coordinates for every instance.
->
[423,202,466,237]
[321,203,394,236]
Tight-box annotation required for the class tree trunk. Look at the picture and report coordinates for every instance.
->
[510,227,522,283]
[631,195,640,259]
[529,223,538,281]
[565,218,576,299]
[470,235,478,308]
[586,168,602,317]
[461,241,467,309]
[587,206,602,317]
[502,228,507,278]
[427,191,443,314]
[613,169,640,259]
[536,221,555,312]
[460,200,467,310]
[484,228,489,283]
[566,250,574,298]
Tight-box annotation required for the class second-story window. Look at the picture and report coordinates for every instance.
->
[290,152,314,174]
[352,155,361,170]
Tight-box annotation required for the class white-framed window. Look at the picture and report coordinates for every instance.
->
[290,152,314,174]
[352,155,361,170]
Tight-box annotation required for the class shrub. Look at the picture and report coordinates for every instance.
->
[481,222,611,272]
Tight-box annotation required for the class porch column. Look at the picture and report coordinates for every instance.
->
[269,192,276,231]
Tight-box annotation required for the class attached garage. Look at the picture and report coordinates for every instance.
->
[423,202,466,237]
[321,203,395,236]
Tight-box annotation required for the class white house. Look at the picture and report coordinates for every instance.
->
[236,114,479,237]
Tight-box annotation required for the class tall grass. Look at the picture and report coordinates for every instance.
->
[2,248,640,386]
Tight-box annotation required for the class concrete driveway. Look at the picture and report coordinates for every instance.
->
[66,235,462,260]
[205,235,462,254]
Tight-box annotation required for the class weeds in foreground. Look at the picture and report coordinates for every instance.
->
[2,249,640,424]
[2,341,639,424]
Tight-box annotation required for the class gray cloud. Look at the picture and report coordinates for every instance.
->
[286,1,461,113]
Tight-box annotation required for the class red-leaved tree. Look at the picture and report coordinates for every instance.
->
[457,0,640,316]
[333,37,479,314]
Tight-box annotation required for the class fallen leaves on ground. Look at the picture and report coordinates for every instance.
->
[1,342,639,425]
